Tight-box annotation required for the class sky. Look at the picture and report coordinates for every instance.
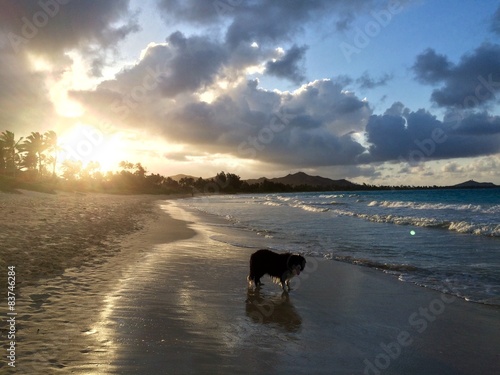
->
[1,0,500,185]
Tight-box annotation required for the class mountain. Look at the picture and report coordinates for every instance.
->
[451,180,498,188]
[168,174,199,182]
[246,172,358,188]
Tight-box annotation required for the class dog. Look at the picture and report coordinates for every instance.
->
[248,249,306,291]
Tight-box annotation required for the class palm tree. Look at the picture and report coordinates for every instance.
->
[22,132,47,176]
[61,159,82,180]
[0,131,23,176]
[44,130,60,178]
[0,138,5,174]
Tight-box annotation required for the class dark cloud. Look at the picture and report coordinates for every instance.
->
[0,52,55,134]
[156,0,222,25]
[160,32,229,96]
[224,1,325,49]
[491,5,500,35]
[73,31,229,108]
[0,0,139,70]
[364,106,500,164]
[413,44,500,108]
[75,77,371,167]
[265,44,308,83]
[0,1,140,131]
[450,111,500,136]
[156,0,396,49]
[413,49,452,84]
[356,71,393,89]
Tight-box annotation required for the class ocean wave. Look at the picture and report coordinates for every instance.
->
[334,255,420,272]
[332,255,500,306]
[367,200,499,214]
[448,222,500,236]
[276,195,292,202]
[263,201,282,207]
[290,202,329,213]
[331,209,500,237]
[399,273,500,306]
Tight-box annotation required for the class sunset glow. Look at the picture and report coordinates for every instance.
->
[1,0,499,184]
[58,124,125,172]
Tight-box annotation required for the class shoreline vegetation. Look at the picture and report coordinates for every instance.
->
[1,130,498,196]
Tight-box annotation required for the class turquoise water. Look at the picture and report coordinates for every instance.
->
[175,189,500,305]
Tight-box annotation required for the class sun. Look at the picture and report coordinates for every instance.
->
[58,123,125,172]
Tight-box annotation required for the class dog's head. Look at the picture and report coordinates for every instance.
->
[287,254,306,276]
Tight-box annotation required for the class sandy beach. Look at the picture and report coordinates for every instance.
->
[1,192,499,374]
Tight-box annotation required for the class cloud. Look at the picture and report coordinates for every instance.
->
[0,0,145,134]
[0,0,140,75]
[156,0,400,49]
[364,105,500,163]
[72,31,229,117]
[441,161,465,174]
[75,76,371,167]
[156,0,223,25]
[356,71,393,89]
[442,155,500,181]
[413,49,452,84]
[160,32,229,96]
[0,53,56,134]
[491,5,500,35]
[413,44,500,108]
[265,44,308,84]
[452,111,500,135]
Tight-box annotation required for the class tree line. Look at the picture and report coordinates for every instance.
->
[0,130,59,178]
[2,129,478,195]
[0,130,251,194]
[0,129,351,195]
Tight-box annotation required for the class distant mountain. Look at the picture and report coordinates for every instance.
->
[168,174,199,182]
[451,180,498,188]
[246,172,358,188]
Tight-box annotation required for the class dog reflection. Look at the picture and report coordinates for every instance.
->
[245,288,302,332]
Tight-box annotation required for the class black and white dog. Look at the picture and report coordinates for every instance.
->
[248,249,306,291]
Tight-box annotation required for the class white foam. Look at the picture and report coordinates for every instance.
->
[263,201,282,207]
[367,200,497,214]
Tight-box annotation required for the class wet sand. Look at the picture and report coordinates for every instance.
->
[104,203,500,375]
[1,194,499,374]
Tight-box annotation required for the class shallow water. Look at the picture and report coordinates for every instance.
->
[176,189,500,305]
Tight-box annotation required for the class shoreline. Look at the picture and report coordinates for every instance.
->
[0,191,194,373]
[1,193,499,374]
[108,202,500,374]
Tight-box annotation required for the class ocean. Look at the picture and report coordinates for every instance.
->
[174,189,500,306]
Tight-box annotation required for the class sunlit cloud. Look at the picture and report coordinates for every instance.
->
[0,0,499,184]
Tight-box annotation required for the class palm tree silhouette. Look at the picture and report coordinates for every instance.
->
[44,130,60,178]
[0,138,5,174]
[0,131,23,176]
[22,132,47,176]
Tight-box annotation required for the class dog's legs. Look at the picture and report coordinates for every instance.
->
[254,277,262,288]
[280,277,291,292]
